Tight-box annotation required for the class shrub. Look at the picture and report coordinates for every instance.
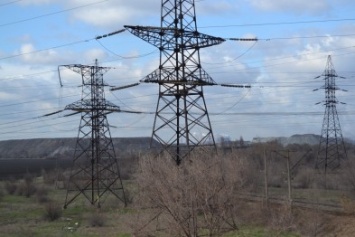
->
[268,204,294,232]
[0,188,4,202]
[293,168,314,189]
[36,186,50,203]
[14,173,37,198]
[123,188,134,205]
[23,172,33,184]
[5,181,17,195]
[132,152,252,236]
[16,180,37,198]
[44,202,62,221]
[89,211,106,227]
[42,169,57,185]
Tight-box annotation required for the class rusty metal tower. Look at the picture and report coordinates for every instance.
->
[314,55,347,173]
[124,0,225,165]
[61,59,126,208]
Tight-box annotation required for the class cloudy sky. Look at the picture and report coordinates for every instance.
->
[1,0,355,142]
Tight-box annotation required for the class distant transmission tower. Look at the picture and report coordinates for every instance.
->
[124,0,225,165]
[61,59,126,208]
[314,55,347,172]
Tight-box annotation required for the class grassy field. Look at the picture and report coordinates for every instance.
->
[2,178,355,237]
[0,176,304,237]
[2,150,355,237]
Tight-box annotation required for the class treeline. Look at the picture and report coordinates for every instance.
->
[0,159,72,179]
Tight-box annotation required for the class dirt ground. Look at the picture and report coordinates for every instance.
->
[318,213,355,237]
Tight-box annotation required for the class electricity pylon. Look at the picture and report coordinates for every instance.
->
[61,59,126,208]
[124,0,225,165]
[314,55,347,173]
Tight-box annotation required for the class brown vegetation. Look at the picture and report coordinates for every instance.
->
[130,152,253,236]
[44,201,62,221]
[2,141,355,236]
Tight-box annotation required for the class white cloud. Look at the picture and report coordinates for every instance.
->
[19,43,58,64]
[0,91,18,101]
[18,0,57,6]
[197,0,239,15]
[63,0,240,29]
[1,0,355,141]
[83,48,107,61]
[64,0,159,28]
[247,0,330,15]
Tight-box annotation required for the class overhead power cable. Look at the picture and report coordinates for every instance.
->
[0,93,79,108]
[2,34,355,84]
[206,46,355,74]
[0,70,57,81]
[209,111,355,116]
[0,27,353,63]
[0,39,95,61]
[204,40,258,65]
[0,29,126,62]
[0,117,78,136]
[259,33,355,41]
[200,18,355,28]
[0,0,108,27]
[0,0,23,7]
[227,34,355,42]
[96,40,158,59]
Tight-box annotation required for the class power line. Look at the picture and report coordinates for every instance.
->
[204,41,258,65]
[0,0,108,27]
[96,39,158,59]
[260,33,355,41]
[0,0,23,7]
[0,69,57,81]
[0,30,353,64]
[0,117,78,135]
[0,38,96,61]
[0,106,64,118]
[0,93,79,108]
[210,111,355,116]
[0,28,145,62]
[200,18,355,28]
[205,46,355,75]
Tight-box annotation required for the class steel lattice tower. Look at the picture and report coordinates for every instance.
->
[124,0,225,165]
[315,55,347,172]
[62,60,126,208]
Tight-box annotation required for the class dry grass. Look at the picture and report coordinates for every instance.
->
[44,201,62,221]
[0,148,355,236]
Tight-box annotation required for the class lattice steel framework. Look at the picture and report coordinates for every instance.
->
[124,0,225,165]
[63,60,126,208]
[315,55,347,172]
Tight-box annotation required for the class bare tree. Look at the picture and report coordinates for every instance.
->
[132,152,253,237]
[239,136,244,148]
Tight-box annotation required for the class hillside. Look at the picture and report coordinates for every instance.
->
[252,134,355,146]
[0,137,159,159]
[252,134,321,146]
[0,134,351,159]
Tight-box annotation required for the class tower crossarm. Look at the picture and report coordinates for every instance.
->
[61,64,112,74]
[59,62,112,87]
[124,25,225,50]
[140,67,217,85]
[64,100,121,112]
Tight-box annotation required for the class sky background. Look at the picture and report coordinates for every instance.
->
[1,0,355,142]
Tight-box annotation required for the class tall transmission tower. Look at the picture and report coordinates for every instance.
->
[124,0,225,165]
[314,55,347,173]
[61,59,126,208]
